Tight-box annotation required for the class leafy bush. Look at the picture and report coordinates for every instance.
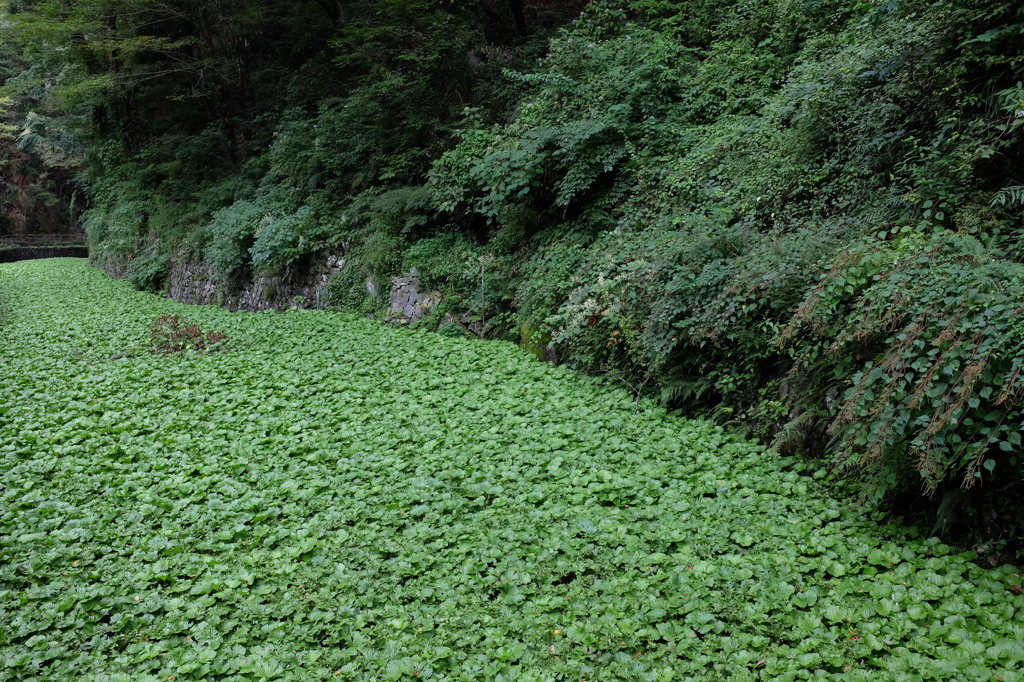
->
[323,261,380,316]
[80,196,149,271]
[781,233,1024,500]
[125,247,169,293]
[204,199,266,281]
[401,232,480,289]
[249,205,318,273]
[428,20,688,221]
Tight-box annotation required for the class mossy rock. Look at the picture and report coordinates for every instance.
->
[520,321,557,362]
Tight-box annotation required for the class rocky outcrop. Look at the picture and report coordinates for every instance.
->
[159,254,446,323]
[165,254,345,311]
[385,269,441,325]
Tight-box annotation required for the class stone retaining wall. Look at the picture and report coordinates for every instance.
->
[164,255,345,311]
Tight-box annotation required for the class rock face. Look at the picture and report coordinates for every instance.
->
[158,254,441,322]
[386,270,440,325]
[163,254,345,311]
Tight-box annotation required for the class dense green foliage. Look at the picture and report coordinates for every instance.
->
[3,0,1024,545]
[429,0,1024,522]
[0,41,80,235]
[2,259,1024,680]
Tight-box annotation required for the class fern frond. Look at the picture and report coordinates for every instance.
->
[990,185,1024,207]
[930,488,967,537]
[660,376,714,406]
[770,407,826,455]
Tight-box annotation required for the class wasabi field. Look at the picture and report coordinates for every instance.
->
[1,260,1022,681]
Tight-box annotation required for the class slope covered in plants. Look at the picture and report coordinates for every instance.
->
[3,0,1023,547]
[1,259,1022,680]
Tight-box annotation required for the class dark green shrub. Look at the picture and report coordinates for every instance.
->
[783,232,1024,501]
[204,199,264,280]
[125,247,169,293]
[401,233,479,290]
[324,263,380,316]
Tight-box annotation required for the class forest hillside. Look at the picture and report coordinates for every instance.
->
[3,258,1024,679]
[2,0,1023,552]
